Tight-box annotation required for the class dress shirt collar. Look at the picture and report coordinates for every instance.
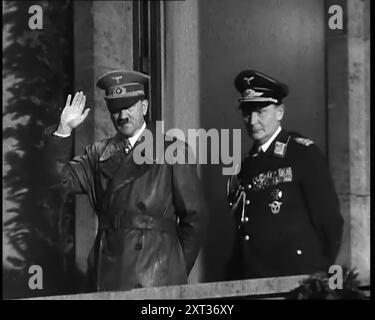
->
[258,126,282,153]
[128,121,146,148]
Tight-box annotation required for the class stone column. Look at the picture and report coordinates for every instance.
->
[73,1,133,278]
[326,0,370,282]
[346,0,370,282]
[163,0,203,284]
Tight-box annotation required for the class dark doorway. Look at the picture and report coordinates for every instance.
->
[133,0,162,122]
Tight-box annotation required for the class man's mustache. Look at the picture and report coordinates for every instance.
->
[117,118,130,125]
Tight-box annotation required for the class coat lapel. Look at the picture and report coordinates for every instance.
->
[98,134,127,180]
[109,122,158,193]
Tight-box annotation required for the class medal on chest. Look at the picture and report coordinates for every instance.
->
[268,188,283,214]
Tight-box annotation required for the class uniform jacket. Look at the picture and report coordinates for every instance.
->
[227,129,343,279]
[42,122,208,292]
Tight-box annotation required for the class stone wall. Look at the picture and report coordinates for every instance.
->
[73,0,133,278]
[326,0,370,281]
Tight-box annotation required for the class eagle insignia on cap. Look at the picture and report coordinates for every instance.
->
[111,75,123,84]
[244,76,255,85]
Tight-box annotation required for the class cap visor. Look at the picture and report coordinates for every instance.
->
[105,95,145,113]
[239,101,276,111]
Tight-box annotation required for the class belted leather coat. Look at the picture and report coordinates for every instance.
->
[43,122,208,292]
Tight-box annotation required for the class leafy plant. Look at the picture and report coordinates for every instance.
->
[3,0,78,298]
[288,267,366,300]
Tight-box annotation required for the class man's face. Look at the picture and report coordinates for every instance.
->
[111,99,148,137]
[242,104,284,145]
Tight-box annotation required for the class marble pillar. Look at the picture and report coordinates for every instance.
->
[163,0,203,284]
[346,0,370,282]
[327,0,370,282]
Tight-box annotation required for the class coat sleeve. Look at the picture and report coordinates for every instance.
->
[171,142,209,275]
[299,144,344,265]
[42,125,97,199]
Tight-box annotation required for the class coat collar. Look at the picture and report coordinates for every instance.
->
[98,122,158,192]
[99,133,125,162]
[99,122,156,162]
[110,122,161,195]
[249,129,291,158]
[258,126,282,153]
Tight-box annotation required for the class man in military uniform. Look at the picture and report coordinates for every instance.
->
[227,70,343,279]
[43,70,208,292]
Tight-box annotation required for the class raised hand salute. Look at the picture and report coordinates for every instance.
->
[56,91,90,136]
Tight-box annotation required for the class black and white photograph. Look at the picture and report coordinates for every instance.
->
[3,0,370,303]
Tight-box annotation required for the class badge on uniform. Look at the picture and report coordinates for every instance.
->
[252,166,292,191]
[269,188,283,214]
[269,201,282,214]
[294,137,314,146]
[274,141,286,158]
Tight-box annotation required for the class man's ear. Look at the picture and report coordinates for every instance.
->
[142,99,149,116]
[276,104,285,121]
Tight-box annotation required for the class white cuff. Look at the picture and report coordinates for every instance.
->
[53,131,71,138]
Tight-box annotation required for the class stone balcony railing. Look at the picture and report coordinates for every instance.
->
[19,273,370,300]
[26,275,311,300]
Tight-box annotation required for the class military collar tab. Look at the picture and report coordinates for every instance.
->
[273,132,291,158]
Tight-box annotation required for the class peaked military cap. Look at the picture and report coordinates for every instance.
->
[97,70,150,113]
[234,70,289,107]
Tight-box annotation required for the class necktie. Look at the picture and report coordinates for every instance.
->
[252,146,263,158]
[123,139,131,154]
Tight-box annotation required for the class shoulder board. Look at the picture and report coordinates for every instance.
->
[294,137,314,146]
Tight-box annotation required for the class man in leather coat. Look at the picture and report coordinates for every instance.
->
[43,70,208,292]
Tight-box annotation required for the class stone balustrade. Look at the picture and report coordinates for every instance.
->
[25,275,308,300]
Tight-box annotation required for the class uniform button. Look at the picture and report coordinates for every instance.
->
[296,250,302,255]
[245,217,249,222]
[244,235,250,241]
[229,202,233,206]
[245,200,250,205]
[137,202,146,211]
[247,184,252,189]
[135,243,142,251]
